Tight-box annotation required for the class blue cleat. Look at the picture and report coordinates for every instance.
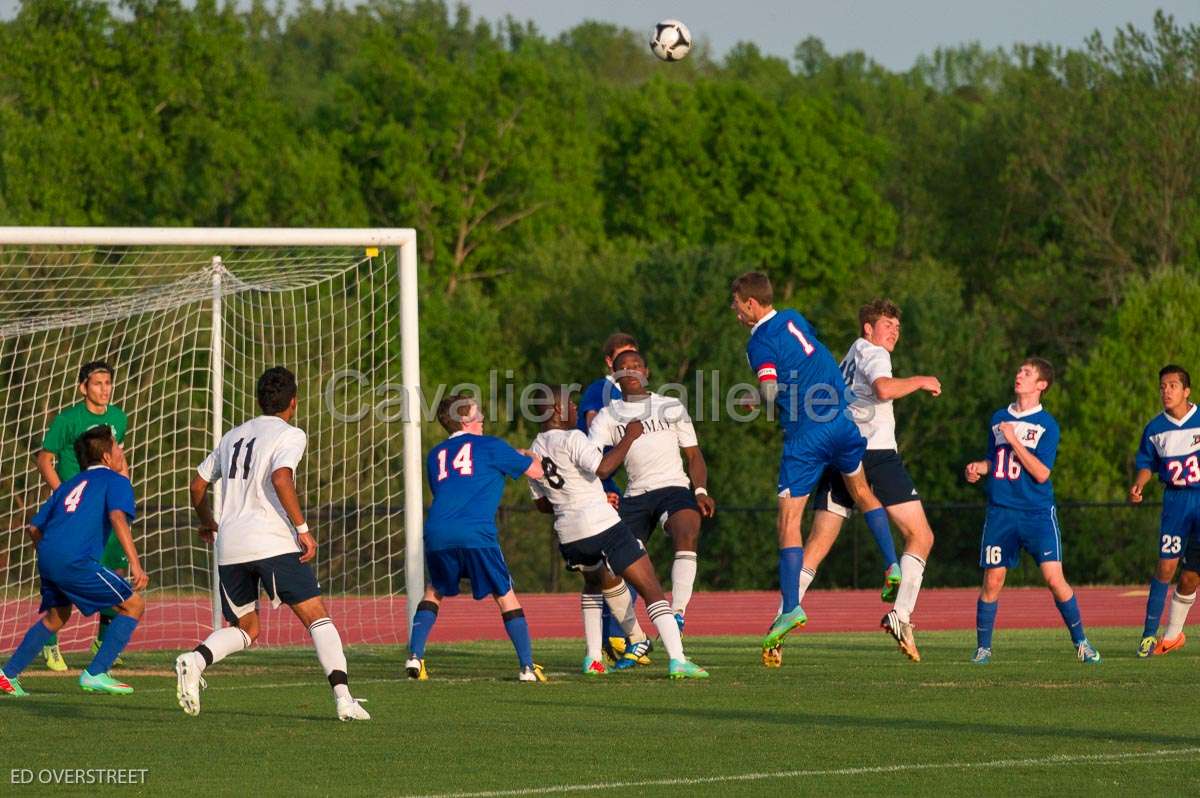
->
[675,612,685,635]
[971,646,992,665]
[762,606,806,651]
[613,639,652,670]
[1076,639,1101,664]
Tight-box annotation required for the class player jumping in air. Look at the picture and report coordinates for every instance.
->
[806,299,939,661]
[1,426,148,696]
[1129,364,1200,657]
[965,358,1100,665]
[175,367,370,720]
[404,393,547,683]
[530,387,708,679]
[730,272,897,667]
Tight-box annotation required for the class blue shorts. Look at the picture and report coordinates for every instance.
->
[38,560,133,616]
[778,415,867,498]
[1159,490,1200,559]
[427,546,514,600]
[979,505,1062,569]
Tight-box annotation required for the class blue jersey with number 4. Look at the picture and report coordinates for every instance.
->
[32,466,136,574]
[425,432,532,550]
[985,404,1059,511]
[746,309,848,438]
[1135,405,1200,491]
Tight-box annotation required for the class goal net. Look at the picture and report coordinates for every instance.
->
[0,228,422,652]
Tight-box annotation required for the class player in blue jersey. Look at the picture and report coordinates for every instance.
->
[730,272,898,666]
[0,426,148,697]
[1129,364,1200,657]
[965,358,1100,665]
[405,392,547,682]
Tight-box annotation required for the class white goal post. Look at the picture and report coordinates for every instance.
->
[0,227,423,651]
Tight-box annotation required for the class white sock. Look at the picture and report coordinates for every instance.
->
[1165,591,1196,639]
[670,551,698,615]
[196,626,251,670]
[308,617,351,700]
[796,567,816,604]
[603,581,646,643]
[894,553,926,623]
[581,593,604,661]
[647,600,685,661]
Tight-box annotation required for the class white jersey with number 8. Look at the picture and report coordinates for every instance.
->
[528,428,620,545]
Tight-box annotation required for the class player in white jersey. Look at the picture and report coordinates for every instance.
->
[806,299,939,661]
[529,387,708,679]
[173,367,369,721]
[588,350,716,642]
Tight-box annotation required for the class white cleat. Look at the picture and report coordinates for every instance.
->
[174,652,206,717]
[337,696,371,721]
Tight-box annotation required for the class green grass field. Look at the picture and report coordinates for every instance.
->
[5,627,1199,796]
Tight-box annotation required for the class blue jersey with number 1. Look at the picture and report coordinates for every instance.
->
[425,432,532,550]
[985,404,1059,511]
[746,309,848,438]
[32,466,136,575]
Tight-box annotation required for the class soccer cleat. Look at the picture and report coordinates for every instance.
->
[1076,639,1101,664]
[174,652,206,716]
[42,644,67,672]
[581,656,607,676]
[613,639,653,670]
[674,612,686,635]
[336,696,371,721]
[79,670,133,695]
[971,646,992,665]
[405,656,428,681]
[761,643,783,668]
[762,606,807,651]
[668,658,709,680]
[0,668,28,697]
[881,610,921,662]
[602,636,627,665]
[1136,635,1157,658]
[518,663,548,683]
[1154,633,1185,656]
[881,563,902,603]
[90,638,124,668]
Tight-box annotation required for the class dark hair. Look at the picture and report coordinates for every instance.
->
[730,271,773,306]
[602,332,638,360]
[859,299,901,331]
[1022,357,1055,392]
[436,392,477,433]
[612,349,644,372]
[257,366,297,414]
[78,360,114,385]
[74,425,115,469]
[1160,364,1192,390]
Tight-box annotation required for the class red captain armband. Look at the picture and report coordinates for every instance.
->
[756,363,778,382]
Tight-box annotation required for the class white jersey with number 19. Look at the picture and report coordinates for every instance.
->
[197,414,307,566]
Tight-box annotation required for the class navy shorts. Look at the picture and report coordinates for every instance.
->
[619,486,700,542]
[779,415,867,498]
[427,546,514,600]
[979,505,1062,569]
[1182,537,1200,573]
[39,560,133,616]
[219,552,321,622]
[1159,490,1200,559]
[559,521,648,576]
[813,449,920,517]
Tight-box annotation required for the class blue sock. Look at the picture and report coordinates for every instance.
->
[779,546,804,613]
[4,619,54,679]
[85,614,138,676]
[864,508,899,568]
[408,601,438,659]
[502,610,534,668]
[601,603,622,641]
[1143,578,1170,638]
[976,599,998,649]
[1055,594,1086,645]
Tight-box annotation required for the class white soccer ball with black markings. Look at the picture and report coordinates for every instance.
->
[650,19,692,62]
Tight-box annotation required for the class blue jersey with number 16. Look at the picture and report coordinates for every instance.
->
[32,466,136,574]
[746,308,848,437]
[985,404,1059,510]
[425,432,533,550]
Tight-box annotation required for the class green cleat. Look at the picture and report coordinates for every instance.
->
[762,606,807,651]
[1136,635,1157,658]
[0,668,28,697]
[581,656,607,676]
[668,659,709,680]
[43,644,67,672]
[971,646,992,665]
[1076,639,1101,664]
[79,670,133,695]
[881,563,902,603]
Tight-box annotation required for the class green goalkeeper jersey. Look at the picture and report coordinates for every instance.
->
[41,402,128,481]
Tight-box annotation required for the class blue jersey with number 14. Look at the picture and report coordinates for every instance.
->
[32,466,136,574]
[746,308,848,437]
[1135,405,1200,491]
[985,404,1059,511]
[425,432,532,550]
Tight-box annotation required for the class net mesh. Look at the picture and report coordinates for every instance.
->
[0,245,407,651]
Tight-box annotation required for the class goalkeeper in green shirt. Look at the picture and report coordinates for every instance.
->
[34,361,131,671]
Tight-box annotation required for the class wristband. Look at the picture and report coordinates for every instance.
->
[694,487,708,497]
[295,522,309,534]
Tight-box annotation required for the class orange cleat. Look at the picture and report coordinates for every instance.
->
[1154,633,1186,655]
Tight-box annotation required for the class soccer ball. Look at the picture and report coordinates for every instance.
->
[650,19,692,62]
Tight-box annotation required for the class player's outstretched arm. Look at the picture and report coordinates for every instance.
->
[516,449,544,481]
[873,375,941,401]
[109,509,148,590]
[1000,423,1051,483]
[681,446,716,517]
[596,420,644,479]
[189,475,218,543]
[1129,467,1154,504]
[271,467,316,562]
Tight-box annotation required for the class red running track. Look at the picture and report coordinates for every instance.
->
[0,586,1147,651]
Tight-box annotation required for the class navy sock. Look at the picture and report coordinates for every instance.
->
[408,601,438,659]
[864,508,899,568]
[4,619,54,678]
[1055,594,1086,645]
[1143,578,1170,638]
[976,598,998,649]
[85,614,138,676]
[502,609,534,668]
[779,546,804,613]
